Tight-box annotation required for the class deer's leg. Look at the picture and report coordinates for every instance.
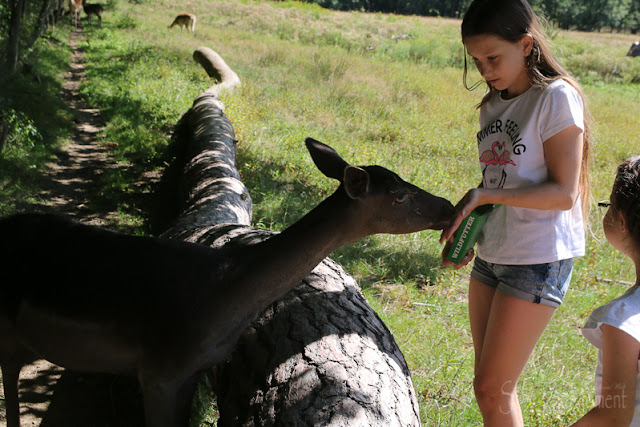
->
[175,374,200,425]
[0,320,31,427]
[140,373,199,427]
[1,363,23,427]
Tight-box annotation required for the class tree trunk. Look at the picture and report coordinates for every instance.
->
[0,118,8,153]
[212,237,421,426]
[157,48,421,426]
[31,0,55,45]
[6,0,27,71]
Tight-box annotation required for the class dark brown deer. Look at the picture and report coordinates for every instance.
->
[82,0,103,27]
[0,138,453,427]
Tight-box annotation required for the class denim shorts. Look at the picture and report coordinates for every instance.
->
[470,257,574,307]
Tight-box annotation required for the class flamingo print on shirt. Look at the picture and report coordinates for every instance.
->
[479,141,516,188]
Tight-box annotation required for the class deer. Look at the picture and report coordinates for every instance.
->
[68,0,82,29]
[168,13,196,35]
[0,138,454,427]
[82,0,103,27]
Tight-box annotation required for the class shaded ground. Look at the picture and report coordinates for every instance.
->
[0,26,149,427]
[35,27,121,225]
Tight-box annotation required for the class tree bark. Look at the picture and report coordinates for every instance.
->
[31,0,55,46]
[0,118,8,153]
[157,47,421,426]
[5,0,27,71]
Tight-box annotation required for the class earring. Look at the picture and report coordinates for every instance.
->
[527,45,539,69]
[526,53,533,69]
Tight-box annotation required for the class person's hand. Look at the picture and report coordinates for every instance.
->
[439,188,482,244]
[440,231,475,269]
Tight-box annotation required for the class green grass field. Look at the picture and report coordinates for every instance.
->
[2,0,640,424]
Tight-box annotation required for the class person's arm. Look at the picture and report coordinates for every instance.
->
[571,324,640,426]
[440,180,483,268]
[440,125,584,244]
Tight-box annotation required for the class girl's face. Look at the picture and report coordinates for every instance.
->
[603,196,633,257]
[464,33,533,99]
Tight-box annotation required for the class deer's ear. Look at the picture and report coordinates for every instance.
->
[343,166,369,200]
[305,137,349,182]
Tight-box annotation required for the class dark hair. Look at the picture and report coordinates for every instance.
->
[461,0,568,94]
[461,0,592,220]
[612,156,640,246]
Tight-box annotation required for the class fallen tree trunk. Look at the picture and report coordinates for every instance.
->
[157,47,421,426]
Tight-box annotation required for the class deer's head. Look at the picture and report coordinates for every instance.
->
[306,138,454,233]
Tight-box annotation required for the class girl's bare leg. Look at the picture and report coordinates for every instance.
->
[469,279,556,427]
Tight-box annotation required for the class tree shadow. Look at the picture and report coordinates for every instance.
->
[0,362,145,427]
[28,370,144,427]
[209,226,423,424]
[0,53,75,216]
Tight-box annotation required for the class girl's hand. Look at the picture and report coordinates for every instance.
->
[441,238,475,269]
[439,188,482,244]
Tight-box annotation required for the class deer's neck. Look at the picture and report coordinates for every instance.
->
[242,190,360,305]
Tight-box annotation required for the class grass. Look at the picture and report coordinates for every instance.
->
[2,0,640,424]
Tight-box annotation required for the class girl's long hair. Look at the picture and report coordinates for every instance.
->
[461,0,592,220]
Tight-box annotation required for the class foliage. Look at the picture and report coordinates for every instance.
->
[299,0,640,33]
[0,0,9,38]
[0,30,72,215]
[0,108,42,150]
[1,0,56,69]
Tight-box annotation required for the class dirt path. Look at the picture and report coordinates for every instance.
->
[35,28,122,226]
[0,28,146,427]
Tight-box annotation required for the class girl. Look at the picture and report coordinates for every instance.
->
[572,157,640,426]
[439,0,592,425]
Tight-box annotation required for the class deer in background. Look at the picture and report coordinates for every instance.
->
[0,138,453,427]
[68,0,82,28]
[168,13,196,35]
[82,0,103,27]
[45,0,66,31]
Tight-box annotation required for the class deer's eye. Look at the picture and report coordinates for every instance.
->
[394,193,409,204]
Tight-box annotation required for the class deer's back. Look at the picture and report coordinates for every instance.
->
[3,214,220,300]
[0,213,258,374]
[0,214,244,360]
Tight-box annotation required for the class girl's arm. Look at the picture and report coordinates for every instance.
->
[571,324,640,426]
[440,125,584,243]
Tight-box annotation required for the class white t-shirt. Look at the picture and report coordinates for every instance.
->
[475,79,586,265]
[581,285,640,426]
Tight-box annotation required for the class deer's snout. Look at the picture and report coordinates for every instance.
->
[433,196,455,230]
[411,190,456,231]
[442,197,455,215]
